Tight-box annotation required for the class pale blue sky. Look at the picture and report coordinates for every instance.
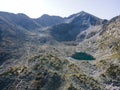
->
[0,0,119,19]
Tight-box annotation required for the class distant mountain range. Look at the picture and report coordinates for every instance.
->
[0,11,107,56]
[0,11,120,90]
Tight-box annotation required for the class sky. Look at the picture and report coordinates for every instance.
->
[0,0,119,19]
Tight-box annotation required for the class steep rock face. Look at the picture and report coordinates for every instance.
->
[76,25,103,42]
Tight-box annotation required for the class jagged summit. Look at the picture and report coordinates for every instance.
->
[67,11,88,19]
[66,11,103,26]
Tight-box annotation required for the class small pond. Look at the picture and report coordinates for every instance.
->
[71,52,95,60]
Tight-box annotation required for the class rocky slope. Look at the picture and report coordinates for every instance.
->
[77,15,120,89]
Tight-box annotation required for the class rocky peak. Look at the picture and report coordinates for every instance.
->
[69,11,103,26]
[35,14,64,27]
